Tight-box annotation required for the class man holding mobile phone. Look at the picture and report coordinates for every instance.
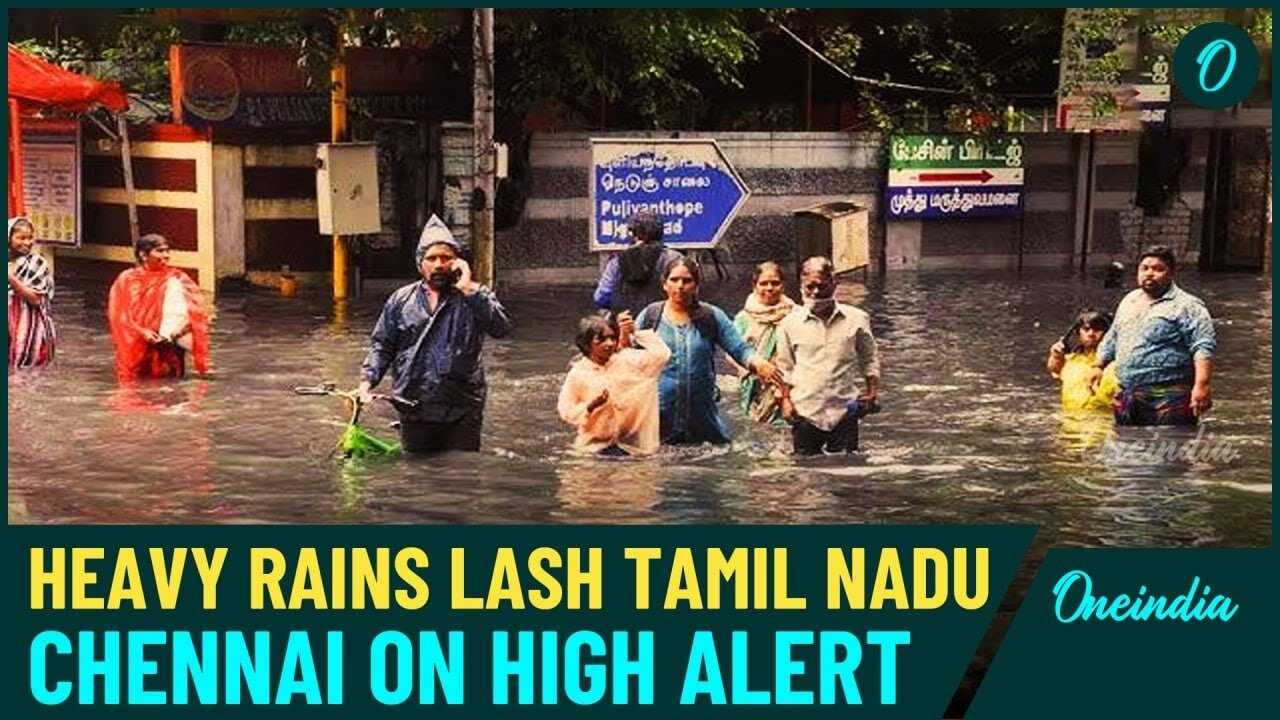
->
[358,215,514,453]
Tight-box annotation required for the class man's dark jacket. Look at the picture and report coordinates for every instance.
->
[361,282,513,422]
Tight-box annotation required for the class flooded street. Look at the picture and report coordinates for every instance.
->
[7,268,1271,546]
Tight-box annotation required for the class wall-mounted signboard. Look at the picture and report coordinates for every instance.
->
[20,117,81,247]
[885,135,1025,221]
[589,138,749,251]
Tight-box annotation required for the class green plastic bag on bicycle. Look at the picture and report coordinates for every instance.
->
[340,423,401,458]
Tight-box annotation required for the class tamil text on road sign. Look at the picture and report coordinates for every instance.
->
[885,135,1025,221]
[1056,8,1181,132]
[590,139,750,250]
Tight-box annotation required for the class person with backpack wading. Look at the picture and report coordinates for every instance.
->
[634,257,781,445]
[593,211,684,316]
[357,215,513,454]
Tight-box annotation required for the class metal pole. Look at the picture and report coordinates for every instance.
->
[330,21,350,300]
[1078,131,1096,274]
[116,113,139,243]
[472,8,495,287]
[1017,196,1027,272]
[805,53,813,131]
[9,99,25,216]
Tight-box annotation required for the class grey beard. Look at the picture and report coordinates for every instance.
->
[805,296,836,317]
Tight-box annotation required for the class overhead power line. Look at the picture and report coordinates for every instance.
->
[772,21,1055,100]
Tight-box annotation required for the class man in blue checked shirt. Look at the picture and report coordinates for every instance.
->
[1088,245,1216,426]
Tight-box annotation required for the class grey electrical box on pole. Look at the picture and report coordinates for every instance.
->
[316,142,382,236]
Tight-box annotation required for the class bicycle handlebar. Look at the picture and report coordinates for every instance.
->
[292,383,418,411]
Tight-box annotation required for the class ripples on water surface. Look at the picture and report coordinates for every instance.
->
[7,270,1271,546]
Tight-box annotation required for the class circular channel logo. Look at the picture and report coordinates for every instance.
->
[1173,23,1261,109]
[182,55,241,122]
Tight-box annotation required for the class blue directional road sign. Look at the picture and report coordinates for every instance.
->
[590,138,750,251]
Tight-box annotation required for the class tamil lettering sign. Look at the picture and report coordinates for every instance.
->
[1057,8,1184,132]
[170,44,452,130]
[590,138,750,251]
[885,135,1025,221]
[20,118,81,248]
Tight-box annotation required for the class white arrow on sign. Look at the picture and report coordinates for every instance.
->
[1133,84,1171,103]
[888,167,1024,187]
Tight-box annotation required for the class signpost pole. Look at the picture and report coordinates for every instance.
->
[1078,130,1097,274]
[330,21,350,300]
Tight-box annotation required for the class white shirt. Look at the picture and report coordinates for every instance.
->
[774,302,881,430]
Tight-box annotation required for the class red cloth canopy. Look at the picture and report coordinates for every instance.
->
[7,43,128,114]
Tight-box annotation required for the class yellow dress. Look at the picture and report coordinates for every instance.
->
[1058,351,1118,413]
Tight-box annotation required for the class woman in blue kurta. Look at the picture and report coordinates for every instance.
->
[635,258,780,445]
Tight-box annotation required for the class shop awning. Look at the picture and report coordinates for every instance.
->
[8,43,128,114]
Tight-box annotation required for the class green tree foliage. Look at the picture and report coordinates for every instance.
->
[15,8,1268,132]
[1060,8,1271,119]
[14,10,179,101]
[780,8,1063,134]
[495,9,757,129]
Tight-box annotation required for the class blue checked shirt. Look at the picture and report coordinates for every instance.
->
[1098,283,1216,389]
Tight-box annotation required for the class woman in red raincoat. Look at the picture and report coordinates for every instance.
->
[107,233,210,381]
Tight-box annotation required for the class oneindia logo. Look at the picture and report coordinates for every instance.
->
[1172,23,1261,109]
[1052,571,1239,623]
[1080,425,1241,466]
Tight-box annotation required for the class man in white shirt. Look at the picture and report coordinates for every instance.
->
[775,256,881,455]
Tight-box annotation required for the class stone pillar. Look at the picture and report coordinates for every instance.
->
[1224,127,1271,269]
[1119,202,1194,264]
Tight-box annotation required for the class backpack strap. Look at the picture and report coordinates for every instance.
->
[637,300,720,344]
[690,303,720,344]
[637,301,665,331]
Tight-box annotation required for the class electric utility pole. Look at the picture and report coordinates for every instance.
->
[472,8,495,286]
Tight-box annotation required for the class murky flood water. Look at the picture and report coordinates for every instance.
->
[7,268,1271,545]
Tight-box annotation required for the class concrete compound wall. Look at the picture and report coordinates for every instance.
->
[58,111,1267,293]
[499,132,884,284]
[499,128,1226,281]
[62,125,217,291]
[61,134,325,294]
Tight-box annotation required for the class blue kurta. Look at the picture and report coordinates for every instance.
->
[637,301,755,445]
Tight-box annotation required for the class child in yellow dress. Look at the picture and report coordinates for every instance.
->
[1046,309,1118,413]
